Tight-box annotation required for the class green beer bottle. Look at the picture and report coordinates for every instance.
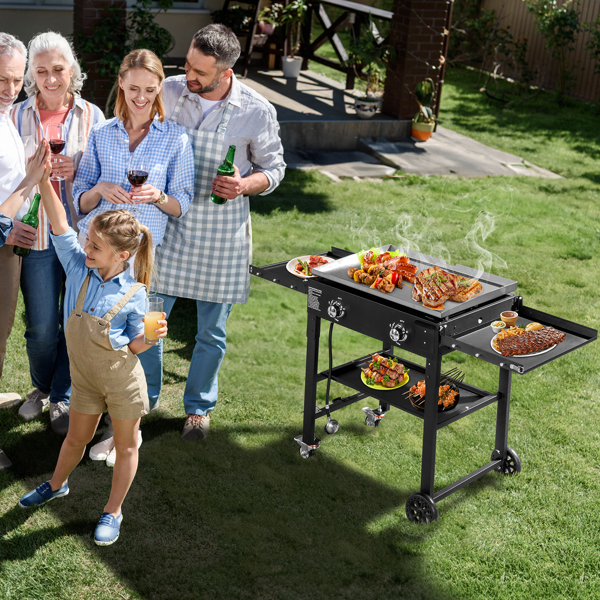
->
[13,192,41,258]
[210,144,236,205]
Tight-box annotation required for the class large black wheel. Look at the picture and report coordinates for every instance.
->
[405,492,439,524]
[492,446,522,475]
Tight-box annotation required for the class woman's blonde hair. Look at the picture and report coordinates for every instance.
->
[25,31,86,97]
[92,209,154,289]
[114,49,165,122]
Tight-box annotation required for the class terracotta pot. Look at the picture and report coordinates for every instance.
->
[282,56,303,78]
[256,21,276,35]
[411,121,435,141]
[354,98,380,119]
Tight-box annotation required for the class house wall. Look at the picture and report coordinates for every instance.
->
[481,0,600,102]
[0,5,214,58]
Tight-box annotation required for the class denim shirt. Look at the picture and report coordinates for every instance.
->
[51,228,146,350]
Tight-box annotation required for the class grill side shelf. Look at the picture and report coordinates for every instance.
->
[444,307,597,374]
[319,354,495,429]
[250,248,353,294]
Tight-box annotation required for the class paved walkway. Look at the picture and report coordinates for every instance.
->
[243,69,562,180]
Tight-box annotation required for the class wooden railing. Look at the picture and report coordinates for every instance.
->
[300,0,393,89]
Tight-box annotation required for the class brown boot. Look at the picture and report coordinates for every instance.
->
[181,414,210,441]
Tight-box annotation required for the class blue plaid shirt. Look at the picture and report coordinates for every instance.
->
[73,116,194,246]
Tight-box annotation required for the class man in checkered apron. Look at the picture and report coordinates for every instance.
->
[139,25,285,440]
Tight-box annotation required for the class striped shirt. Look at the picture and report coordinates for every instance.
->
[10,94,105,250]
[72,116,194,247]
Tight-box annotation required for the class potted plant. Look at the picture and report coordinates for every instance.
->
[278,0,307,78]
[256,2,283,36]
[411,78,436,141]
[348,20,392,119]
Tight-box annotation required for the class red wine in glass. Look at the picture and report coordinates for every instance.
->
[127,170,148,186]
[49,139,66,154]
[45,122,66,181]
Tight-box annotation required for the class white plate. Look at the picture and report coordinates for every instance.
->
[286,255,332,278]
[491,334,556,357]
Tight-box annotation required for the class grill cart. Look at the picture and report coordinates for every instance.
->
[250,247,597,523]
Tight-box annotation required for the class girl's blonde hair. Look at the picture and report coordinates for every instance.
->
[92,209,154,289]
[114,49,165,122]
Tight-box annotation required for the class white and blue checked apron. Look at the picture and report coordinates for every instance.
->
[154,93,251,304]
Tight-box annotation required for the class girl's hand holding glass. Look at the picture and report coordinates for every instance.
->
[142,312,168,344]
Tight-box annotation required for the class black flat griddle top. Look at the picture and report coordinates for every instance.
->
[311,245,518,320]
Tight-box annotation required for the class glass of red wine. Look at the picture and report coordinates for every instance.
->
[127,154,148,213]
[45,123,66,182]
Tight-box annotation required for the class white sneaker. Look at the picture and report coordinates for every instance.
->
[89,425,115,461]
[0,392,21,409]
[106,430,142,468]
[18,389,50,421]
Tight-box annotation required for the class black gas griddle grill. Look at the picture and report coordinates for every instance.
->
[250,246,597,523]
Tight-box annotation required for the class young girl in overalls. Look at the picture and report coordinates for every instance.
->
[19,149,167,546]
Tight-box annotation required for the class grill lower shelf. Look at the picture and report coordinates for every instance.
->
[317,354,498,430]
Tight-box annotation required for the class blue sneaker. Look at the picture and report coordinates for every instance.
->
[19,481,69,509]
[94,512,123,546]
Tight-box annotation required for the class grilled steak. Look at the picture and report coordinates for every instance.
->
[414,266,458,308]
[412,281,422,302]
[495,327,566,356]
[449,275,483,303]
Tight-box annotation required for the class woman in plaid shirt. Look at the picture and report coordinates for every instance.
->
[73,49,194,250]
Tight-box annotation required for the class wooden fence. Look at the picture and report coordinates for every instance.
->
[481,0,599,102]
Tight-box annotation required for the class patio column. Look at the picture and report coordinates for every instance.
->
[73,0,126,112]
[382,0,452,121]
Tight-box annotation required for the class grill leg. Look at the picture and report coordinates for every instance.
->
[493,367,512,459]
[301,313,321,446]
[420,358,441,496]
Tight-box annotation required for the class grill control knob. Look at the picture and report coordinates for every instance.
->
[327,300,345,320]
[389,324,408,343]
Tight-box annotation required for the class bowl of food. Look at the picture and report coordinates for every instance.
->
[491,320,506,334]
[500,311,518,327]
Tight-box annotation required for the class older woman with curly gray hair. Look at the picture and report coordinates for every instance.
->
[10,31,105,436]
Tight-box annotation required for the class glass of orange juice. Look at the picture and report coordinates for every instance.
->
[145,297,164,345]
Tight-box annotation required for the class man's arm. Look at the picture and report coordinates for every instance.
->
[211,102,285,200]
[4,141,50,248]
[2,140,49,219]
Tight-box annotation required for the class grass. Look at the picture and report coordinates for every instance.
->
[1,67,600,599]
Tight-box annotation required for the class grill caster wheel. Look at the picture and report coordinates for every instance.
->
[299,447,315,459]
[365,416,380,427]
[405,492,439,524]
[492,446,522,475]
[324,419,339,435]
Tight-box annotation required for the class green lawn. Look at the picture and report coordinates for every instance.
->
[1,68,600,599]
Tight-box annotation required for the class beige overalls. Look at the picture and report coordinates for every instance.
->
[65,275,149,421]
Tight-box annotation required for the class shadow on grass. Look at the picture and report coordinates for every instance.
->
[250,170,333,216]
[0,417,487,600]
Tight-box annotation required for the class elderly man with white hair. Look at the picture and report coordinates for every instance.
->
[11,31,104,435]
[0,32,50,469]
